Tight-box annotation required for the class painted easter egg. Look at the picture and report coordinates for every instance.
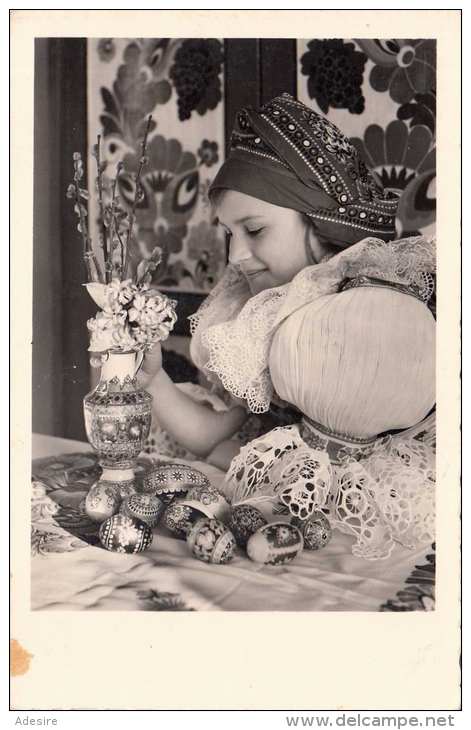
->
[291,512,332,551]
[142,463,210,503]
[99,514,153,554]
[180,484,230,522]
[246,523,303,566]
[85,482,121,523]
[229,504,268,547]
[120,493,166,528]
[162,500,206,539]
[187,517,236,564]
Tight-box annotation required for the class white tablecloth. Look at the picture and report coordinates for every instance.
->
[31,434,434,612]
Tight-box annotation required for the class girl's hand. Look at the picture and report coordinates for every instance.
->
[137,343,163,388]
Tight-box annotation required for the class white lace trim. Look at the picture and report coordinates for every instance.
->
[225,422,435,560]
[189,235,436,413]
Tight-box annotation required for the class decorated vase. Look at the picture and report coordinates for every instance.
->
[83,350,152,487]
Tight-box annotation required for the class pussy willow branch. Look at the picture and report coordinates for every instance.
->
[123,114,153,281]
[73,168,90,255]
[109,161,123,279]
[72,157,103,283]
[93,135,110,283]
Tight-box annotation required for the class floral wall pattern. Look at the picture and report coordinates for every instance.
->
[297,38,436,236]
[88,38,226,294]
[88,38,436,296]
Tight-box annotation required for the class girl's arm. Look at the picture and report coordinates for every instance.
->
[138,345,247,458]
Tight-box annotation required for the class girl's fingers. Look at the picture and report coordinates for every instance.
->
[138,343,162,386]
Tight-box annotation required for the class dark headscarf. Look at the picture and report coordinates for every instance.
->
[210,93,399,246]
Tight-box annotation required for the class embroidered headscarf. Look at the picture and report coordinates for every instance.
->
[210,93,399,246]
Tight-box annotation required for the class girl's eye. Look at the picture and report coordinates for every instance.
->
[247,227,264,237]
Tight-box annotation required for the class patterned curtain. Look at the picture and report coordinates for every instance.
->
[297,38,436,237]
[87,38,226,295]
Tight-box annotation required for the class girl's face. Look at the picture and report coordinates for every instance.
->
[213,190,314,295]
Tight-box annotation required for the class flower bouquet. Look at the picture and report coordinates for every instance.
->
[67,115,177,490]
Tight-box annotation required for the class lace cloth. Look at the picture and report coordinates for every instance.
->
[224,413,435,560]
[190,235,436,413]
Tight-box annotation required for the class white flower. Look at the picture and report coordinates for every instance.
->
[128,294,147,322]
[87,311,127,351]
[104,279,138,314]
[87,281,176,353]
[112,324,137,351]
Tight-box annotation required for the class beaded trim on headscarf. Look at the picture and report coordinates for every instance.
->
[230,93,399,241]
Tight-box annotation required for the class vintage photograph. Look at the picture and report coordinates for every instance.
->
[31,35,438,613]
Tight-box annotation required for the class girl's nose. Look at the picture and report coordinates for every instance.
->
[228,235,252,265]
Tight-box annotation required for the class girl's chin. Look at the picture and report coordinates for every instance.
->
[246,271,275,295]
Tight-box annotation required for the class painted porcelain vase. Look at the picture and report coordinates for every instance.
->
[83,350,152,488]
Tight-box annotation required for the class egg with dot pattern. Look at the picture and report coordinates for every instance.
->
[187,517,236,564]
[99,514,153,554]
[229,504,268,547]
[120,493,166,528]
[291,512,332,550]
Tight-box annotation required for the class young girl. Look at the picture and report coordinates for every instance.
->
[139,94,436,558]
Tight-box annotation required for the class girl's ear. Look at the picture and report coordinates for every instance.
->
[303,216,324,265]
[304,215,340,263]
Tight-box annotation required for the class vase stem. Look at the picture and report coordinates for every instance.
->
[100,467,135,482]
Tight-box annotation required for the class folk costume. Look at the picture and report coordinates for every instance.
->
[189,94,436,560]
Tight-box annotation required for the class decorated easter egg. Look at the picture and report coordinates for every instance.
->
[162,500,206,539]
[99,514,153,554]
[180,484,230,522]
[229,504,268,547]
[85,482,121,523]
[187,517,236,564]
[120,493,166,528]
[246,523,303,566]
[291,512,332,551]
[142,463,210,503]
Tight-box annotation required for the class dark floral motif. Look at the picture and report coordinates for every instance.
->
[97,38,116,63]
[169,39,224,121]
[118,135,199,282]
[99,39,173,147]
[197,139,219,167]
[380,544,435,611]
[351,120,435,233]
[357,39,436,105]
[300,39,367,114]
[397,90,436,135]
[186,221,226,290]
[137,589,195,611]
[53,503,102,547]
[32,453,100,492]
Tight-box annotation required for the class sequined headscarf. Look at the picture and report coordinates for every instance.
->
[210,93,399,246]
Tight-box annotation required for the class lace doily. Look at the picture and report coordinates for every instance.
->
[224,417,436,560]
[189,235,436,414]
